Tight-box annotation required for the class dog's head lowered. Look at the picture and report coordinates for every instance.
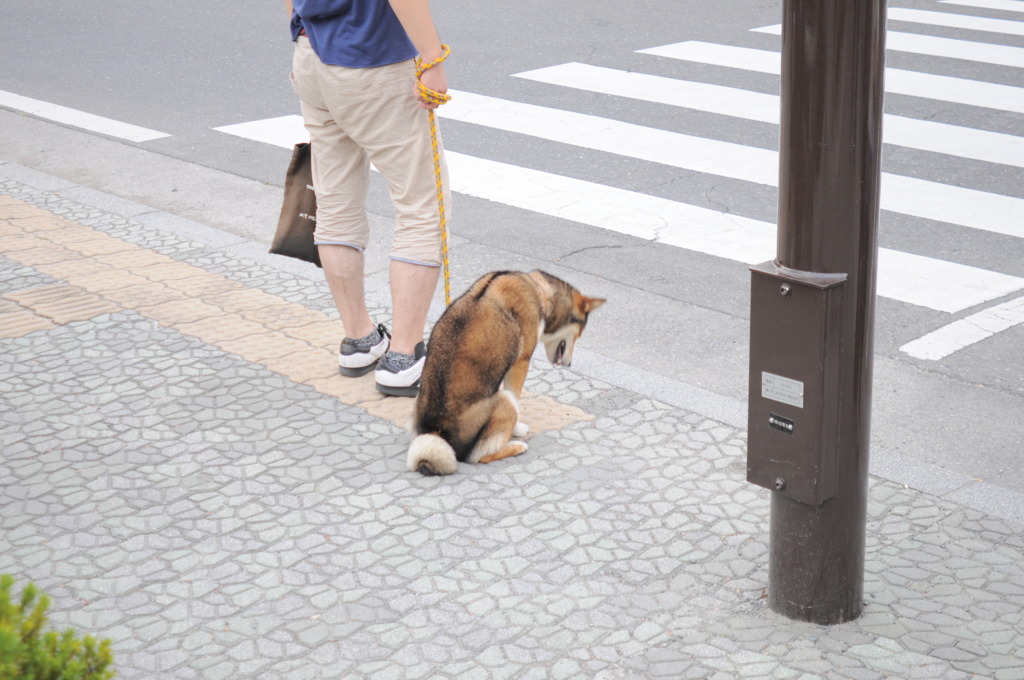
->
[531,271,605,367]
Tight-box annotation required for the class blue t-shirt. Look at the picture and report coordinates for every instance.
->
[291,0,417,68]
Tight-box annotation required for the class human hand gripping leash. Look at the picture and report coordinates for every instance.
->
[415,45,453,306]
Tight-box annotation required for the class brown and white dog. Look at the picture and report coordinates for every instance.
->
[407,270,605,476]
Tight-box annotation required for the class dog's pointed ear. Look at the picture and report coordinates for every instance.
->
[582,296,606,313]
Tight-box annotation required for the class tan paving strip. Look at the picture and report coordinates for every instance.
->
[0,197,593,432]
[4,284,121,326]
[0,298,59,337]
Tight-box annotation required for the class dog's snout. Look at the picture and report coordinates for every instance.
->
[554,340,567,365]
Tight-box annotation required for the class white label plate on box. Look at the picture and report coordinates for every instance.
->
[762,372,804,408]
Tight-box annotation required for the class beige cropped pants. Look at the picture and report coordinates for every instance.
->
[289,36,450,266]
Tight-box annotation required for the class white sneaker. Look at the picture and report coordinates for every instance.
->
[375,342,426,397]
[338,324,390,377]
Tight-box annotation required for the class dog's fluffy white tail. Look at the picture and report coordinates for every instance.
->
[407,434,458,476]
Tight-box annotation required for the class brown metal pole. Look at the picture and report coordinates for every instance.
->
[769,0,886,623]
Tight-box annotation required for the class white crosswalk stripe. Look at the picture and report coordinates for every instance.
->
[753,24,1024,68]
[214,1,1024,358]
[515,63,1024,167]
[0,89,170,143]
[941,0,1024,12]
[900,295,1024,359]
[440,90,1024,239]
[888,7,1024,35]
[637,41,1024,114]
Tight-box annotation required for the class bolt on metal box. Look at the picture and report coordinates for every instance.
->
[747,262,847,506]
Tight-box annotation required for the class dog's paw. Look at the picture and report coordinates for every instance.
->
[513,422,530,438]
[479,441,529,464]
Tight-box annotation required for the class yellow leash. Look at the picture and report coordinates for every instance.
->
[415,45,453,306]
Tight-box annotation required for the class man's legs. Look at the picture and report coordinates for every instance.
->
[372,258,437,395]
[389,259,439,355]
[355,66,448,357]
[335,61,448,386]
[291,37,385,374]
[319,244,374,341]
[296,51,446,392]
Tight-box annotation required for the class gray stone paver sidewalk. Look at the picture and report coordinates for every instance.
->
[1,176,1023,679]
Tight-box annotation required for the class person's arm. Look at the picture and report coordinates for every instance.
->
[387,0,448,109]
[286,0,293,17]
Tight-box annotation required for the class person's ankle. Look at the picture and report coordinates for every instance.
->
[388,340,419,355]
[343,320,376,340]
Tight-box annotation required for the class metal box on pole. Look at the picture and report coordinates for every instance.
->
[747,264,846,507]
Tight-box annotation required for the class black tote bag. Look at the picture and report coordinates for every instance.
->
[270,142,322,268]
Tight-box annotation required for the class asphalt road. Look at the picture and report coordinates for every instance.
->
[1,0,1022,498]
